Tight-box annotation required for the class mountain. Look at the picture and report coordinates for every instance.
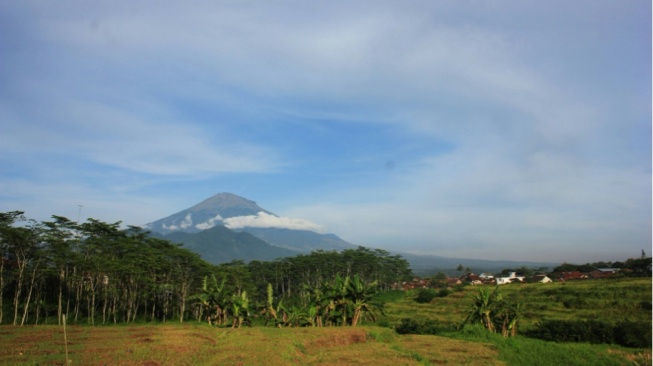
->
[151,225,297,263]
[145,192,356,263]
[238,227,355,252]
[145,192,274,235]
[146,192,555,272]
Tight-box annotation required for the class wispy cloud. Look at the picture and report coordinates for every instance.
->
[195,214,224,230]
[0,1,649,263]
[224,212,324,232]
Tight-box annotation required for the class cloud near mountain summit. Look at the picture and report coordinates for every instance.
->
[223,212,324,232]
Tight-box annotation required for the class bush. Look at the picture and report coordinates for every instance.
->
[395,318,440,335]
[414,289,438,303]
[437,288,451,297]
[613,321,652,348]
[525,320,652,348]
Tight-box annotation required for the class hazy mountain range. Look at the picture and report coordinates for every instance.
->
[145,193,556,274]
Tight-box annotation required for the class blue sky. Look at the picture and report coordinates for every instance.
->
[1,1,650,263]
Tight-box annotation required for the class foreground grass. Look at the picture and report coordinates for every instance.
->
[0,323,504,366]
[0,322,649,366]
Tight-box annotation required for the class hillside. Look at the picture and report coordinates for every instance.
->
[239,227,356,252]
[151,225,298,263]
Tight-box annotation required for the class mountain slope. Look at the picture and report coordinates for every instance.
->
[239,227,356,252]
[151,225,297,264]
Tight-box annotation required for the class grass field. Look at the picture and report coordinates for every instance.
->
[0,323,649,366]
[0,324,505,366]
[380,277,652,331]
[0,277,650,365]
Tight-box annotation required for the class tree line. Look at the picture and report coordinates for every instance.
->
[0,211,412,327]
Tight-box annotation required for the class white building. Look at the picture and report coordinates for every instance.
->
[495,272,525,285]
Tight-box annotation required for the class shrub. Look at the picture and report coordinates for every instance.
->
[437,288,452,297]
[613,321,652,348]
[394,318,440,335]
[414,289,438,303]
[526,320,652,348]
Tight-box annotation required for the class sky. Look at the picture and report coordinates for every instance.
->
[1,1,650,263]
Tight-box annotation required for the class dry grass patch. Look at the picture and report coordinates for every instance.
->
[0,324,508,365]
[397,335,503,366]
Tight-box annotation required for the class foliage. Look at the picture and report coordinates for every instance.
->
[526,320,652,348]
[460,287,521,337]
[414,289,438,303]
[413,288,451,304]
[394,318,441,335]
[0,211,408,328]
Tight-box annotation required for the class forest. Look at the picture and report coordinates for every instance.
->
[0,211,412,328]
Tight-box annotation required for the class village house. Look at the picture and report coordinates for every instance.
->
[478,273,494,280]
[589,268,620,279]
[463,274,483,285]
[556,271,588,281]
[446,278,462,286]
[532,274,553,283]
[495,272,525,285]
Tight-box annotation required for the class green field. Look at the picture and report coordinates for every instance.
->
[381,277,652,331]
[0,278,650,366]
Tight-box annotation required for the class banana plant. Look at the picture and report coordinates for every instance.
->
[462,287,520,337]
[462,287,501,333]
[230,290,249,328]
[347,274,381,326]
[277,303,308,327]
[190,274,228,326]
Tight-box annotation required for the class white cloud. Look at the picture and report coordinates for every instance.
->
[162,223,179,231]
[0,1,647,264]
[195,214,223,230]
[162,213,192,231]
[223,212,324,232]
[179,213,193,229]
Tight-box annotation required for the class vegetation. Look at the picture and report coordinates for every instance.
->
[461,287,521,337]
[525,320,652,348]
[383,278,651,330]
[0,211,411,328]
[1,210,651,364]
[0,323,649,365]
